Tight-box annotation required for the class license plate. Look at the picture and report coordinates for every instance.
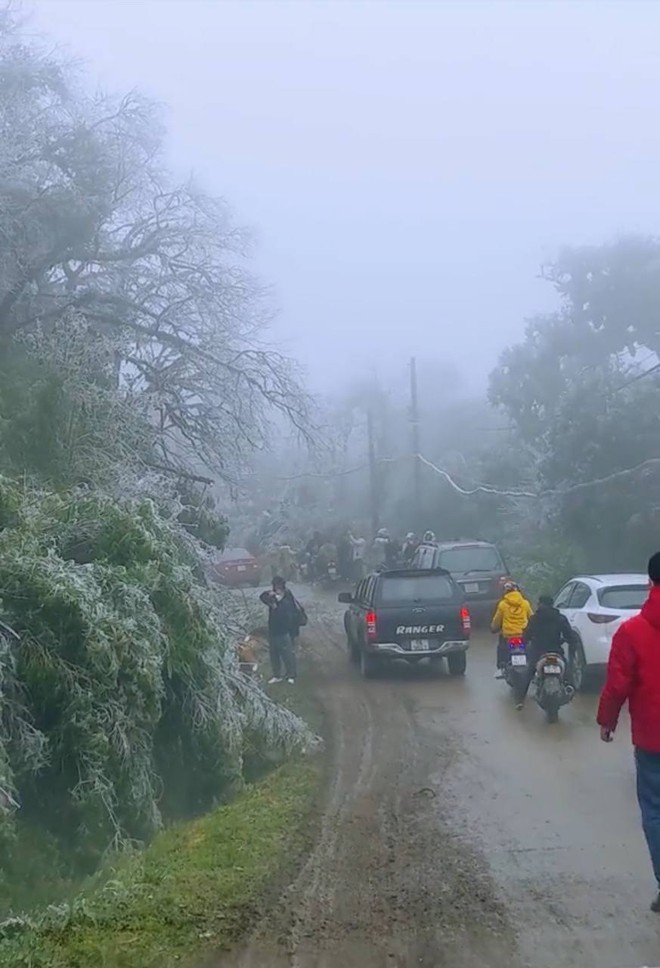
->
[464,582,479,593]
[543,664,562,674]
[511,654,527,667]
[410,639,430,651]
[237,565,246,572]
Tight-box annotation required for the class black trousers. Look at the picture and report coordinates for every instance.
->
[269,632,296,679]
[496,635,509,668]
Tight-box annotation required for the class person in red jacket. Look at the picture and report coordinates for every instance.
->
[597,552,660,911]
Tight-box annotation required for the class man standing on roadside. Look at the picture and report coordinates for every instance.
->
[597,552,660,912]
[348,530,367,580]
[260,576,299,685]
[338,530,353,581]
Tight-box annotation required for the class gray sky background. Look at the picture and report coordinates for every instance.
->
[31,0,660,394]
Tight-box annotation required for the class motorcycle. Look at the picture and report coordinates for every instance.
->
[533,651,575,724]
[315,558,341,588]
[503,635,529,702]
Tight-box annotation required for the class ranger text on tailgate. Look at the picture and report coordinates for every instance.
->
[338,568,471,679]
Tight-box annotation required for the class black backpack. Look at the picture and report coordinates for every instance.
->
[293,598,308,627]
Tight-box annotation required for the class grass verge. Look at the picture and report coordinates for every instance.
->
[0,755,321,968]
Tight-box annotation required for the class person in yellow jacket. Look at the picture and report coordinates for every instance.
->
[491,582,533,678]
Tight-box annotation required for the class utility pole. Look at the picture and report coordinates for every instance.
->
[367,408,380,534]
[409,356,422,514]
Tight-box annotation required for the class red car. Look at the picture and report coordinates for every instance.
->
[210,548,261,588]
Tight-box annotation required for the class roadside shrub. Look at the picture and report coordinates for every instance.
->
[0,478,313,894]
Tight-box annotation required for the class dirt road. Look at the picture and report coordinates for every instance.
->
[222,593,660,968]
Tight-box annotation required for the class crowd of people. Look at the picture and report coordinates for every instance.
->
[263,527,438,585]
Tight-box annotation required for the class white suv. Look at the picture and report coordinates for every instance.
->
[553,574,649,690]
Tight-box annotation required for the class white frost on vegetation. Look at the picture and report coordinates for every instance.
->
[0,478,315,863]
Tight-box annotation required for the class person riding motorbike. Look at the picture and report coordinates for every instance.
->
[305,532,323,579]
[297,546,312,580]
[490,581,533,678]
[371,528,391,569]
[402,532,419,562]
[519,594,576,703]
[316,540,338,579]
[386,535,401,567]
[371,528,401,570]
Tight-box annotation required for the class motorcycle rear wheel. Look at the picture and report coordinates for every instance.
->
[508,671,527,702]
[545,701,560,724]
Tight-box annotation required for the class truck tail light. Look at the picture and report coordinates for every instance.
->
[460,606,471,635]
[366,611,377,640]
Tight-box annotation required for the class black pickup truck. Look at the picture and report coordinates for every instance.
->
[338,568,471,679]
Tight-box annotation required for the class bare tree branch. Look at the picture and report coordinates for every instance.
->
[0,24,313,479]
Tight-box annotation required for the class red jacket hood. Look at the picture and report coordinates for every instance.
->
[641,584,660,629]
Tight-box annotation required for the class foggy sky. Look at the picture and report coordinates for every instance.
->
[31,0,660,393]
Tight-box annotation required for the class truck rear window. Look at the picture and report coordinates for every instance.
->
[378,574,456,604]
[437,546,503,573]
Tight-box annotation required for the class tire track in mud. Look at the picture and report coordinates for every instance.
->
[219,597,518,968]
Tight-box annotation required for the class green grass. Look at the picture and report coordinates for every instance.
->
[269,661,325,737]
[0,758,321,968]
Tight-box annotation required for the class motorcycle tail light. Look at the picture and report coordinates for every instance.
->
[508,637,524,646]
[366,611,378,639]
[587,613,619,624]
[460,606,471,635]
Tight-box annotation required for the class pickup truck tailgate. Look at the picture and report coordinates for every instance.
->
[374,572,467,645]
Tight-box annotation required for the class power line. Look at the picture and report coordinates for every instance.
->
[615,361,660,392]
[553,456,660,496]
[415,454,536,498]
[272,450,660,502]
[271,456,400,482]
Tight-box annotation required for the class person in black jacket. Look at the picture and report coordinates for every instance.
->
[260,576,299,684]
[520,594,576,702]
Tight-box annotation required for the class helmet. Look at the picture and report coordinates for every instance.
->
[423,530,436,543]
[377,528,389,538]
[406,532,415,541]
[503,581,518,593]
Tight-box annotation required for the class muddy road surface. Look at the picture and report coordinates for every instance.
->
[222,591,659,968]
